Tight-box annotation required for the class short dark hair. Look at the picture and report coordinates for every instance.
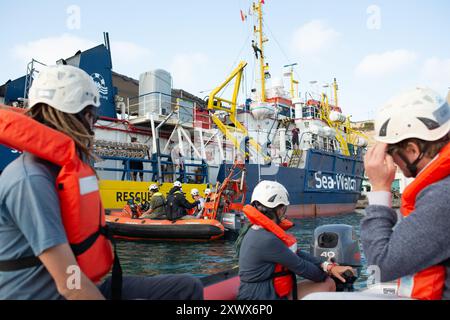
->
[252,201,284,221]
[392,134,449,158]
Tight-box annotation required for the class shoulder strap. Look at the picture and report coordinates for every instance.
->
[0,256,42,272]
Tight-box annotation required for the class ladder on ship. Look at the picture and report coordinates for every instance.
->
[288,149,303,168]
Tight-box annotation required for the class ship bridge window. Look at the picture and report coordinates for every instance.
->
[303,106,320,119]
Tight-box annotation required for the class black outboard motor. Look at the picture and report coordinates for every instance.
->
[221,213,244,240]
[310,224,362,292]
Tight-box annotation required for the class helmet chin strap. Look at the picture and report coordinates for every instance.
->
[274,213,282,225]
[396,144,430,178]
[253,202,282,224]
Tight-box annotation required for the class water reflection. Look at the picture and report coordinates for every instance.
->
[116,210,370,290]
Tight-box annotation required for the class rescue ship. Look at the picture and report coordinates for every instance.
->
[207,1,367,218]
[0,1,366,221]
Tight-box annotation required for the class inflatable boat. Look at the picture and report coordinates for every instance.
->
[201,267,403,300]
[105,215,225,241]
[200,224,411,300]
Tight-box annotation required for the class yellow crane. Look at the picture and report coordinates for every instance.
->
[207,61,271,163]
[319,80,369,156]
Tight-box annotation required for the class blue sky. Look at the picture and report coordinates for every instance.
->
[1,0,449,120]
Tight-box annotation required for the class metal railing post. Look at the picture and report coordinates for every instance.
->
[127,97,130,119]
[159,92,162,115]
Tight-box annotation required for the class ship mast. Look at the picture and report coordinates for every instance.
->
[254,0,267,102]
[333,78,339,107]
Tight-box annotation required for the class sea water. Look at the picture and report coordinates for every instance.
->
[116,210,370,291]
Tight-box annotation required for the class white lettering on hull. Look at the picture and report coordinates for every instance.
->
[314,172,357,191]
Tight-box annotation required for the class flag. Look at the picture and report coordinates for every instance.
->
[240,9,247,22]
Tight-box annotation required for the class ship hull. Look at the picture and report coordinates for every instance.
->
[218,149,364,218]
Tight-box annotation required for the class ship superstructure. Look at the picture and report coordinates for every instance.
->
[0,2,367,217]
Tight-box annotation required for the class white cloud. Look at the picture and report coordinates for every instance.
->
[420,57,450,93]
[109,41,152,77]
[11,34,96,65]
[10,34,151,78]
[168,53,209,93]
[291,20,341,56]
[355,50,418,77]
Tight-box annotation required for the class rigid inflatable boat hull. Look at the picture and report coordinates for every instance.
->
[106,216,225,241]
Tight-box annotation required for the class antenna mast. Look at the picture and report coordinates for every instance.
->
[333,78,339,107]
[253,0,268,102]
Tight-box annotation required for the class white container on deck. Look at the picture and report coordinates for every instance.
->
[139,69,172,117]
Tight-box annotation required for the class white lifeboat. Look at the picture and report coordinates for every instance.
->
[250,101,275,120]
[330,111,346,123]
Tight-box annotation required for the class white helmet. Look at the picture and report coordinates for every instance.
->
[251,180,290,209]
[149,184,158,191]
[375,87,450,144]
[204,188,211,196]
[174,181,182,188]
[191,188,199,196]
[28,65,100,114]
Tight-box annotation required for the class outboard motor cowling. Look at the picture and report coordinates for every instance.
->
[311,224,361,267]
[311,224,362,292]
[221,213,244,240]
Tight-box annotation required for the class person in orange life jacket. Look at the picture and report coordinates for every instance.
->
[236,180,355,300]
[362,87,450,300]
[0,65,203,300]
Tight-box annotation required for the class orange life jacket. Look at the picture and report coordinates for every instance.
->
[123,204,143,218]
[121,205,133,218]
[243,205,297,298]
[0,109,114,283]
[398,142,450,300]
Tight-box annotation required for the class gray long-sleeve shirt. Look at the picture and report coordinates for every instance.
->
[238,227,327,300]
[361,175,450,299]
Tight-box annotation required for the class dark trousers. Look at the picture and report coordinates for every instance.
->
[98,275,204,300]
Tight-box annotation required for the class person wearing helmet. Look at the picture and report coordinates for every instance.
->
[362,87,450,300]
[165,181,200,221]
[0,65,203,300]
[236,180,354,300]
[190,188,205,218]
[141,184,167,220]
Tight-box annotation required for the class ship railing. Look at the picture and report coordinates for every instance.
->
[94,155,209,183]
[126,91,206,127]
[296,131,364,157]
